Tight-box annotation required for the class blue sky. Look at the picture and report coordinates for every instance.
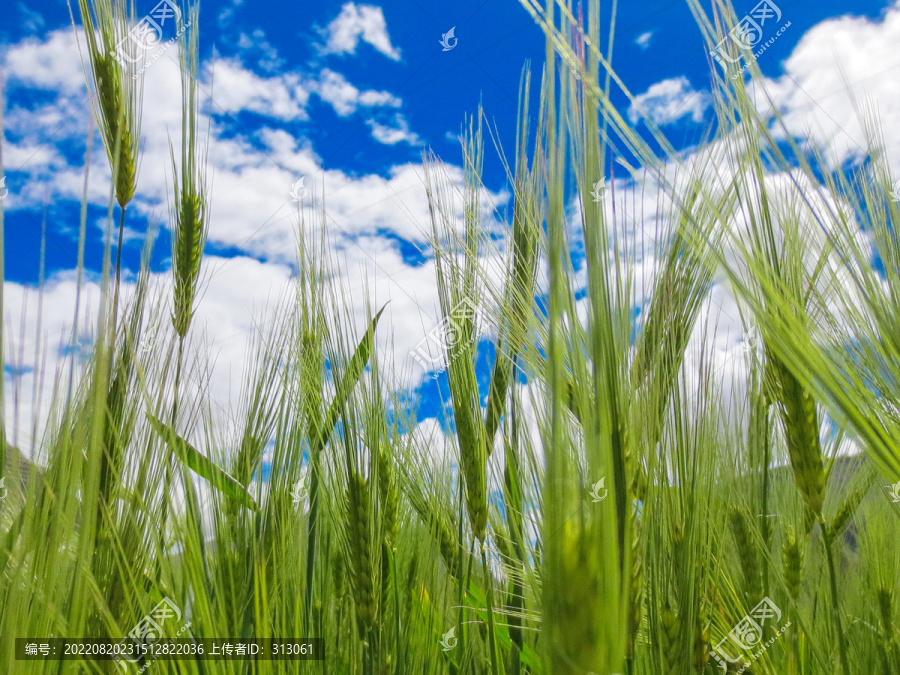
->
[2,0,898,450]
[4,0,886,284]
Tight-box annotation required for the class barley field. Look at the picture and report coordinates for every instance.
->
[1,0,899,673]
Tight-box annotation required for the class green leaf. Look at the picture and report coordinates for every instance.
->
[146,413,258,511]
[519,643,543,673]
[310,305,386,455]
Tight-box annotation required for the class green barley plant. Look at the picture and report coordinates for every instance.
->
[169,2,208,346]
[3,0,900,674]
[71,0,145,326]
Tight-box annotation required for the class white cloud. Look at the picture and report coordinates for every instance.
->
[628,76,710,126]
[367,113,421,145]
[320,2,401,61]
[635,31,653,49]
[312,68,399,116]
[563,127,873,442]
[750,1,900,170]
[11,8,878,469]
[2,255,295,454]
[235,29,284,72]
[1,28,438,255]
[206,57,309,120]
[4,29,86,93]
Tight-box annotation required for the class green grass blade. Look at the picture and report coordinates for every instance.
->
[146,413,258,511]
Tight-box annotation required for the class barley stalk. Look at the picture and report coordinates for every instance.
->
[72,0,143,327]
[877,587,898,673]
[169,3,208,341]
[625,523,643,663]
[877,587,894,642]
[693,600,710,671]
[729,508,762,608]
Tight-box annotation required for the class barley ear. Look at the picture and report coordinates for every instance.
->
[347,471,376,634]
[773,360,826,514]
[729,508,762,608]
[73,0,141,209]
[547,520,602,673]
[659,601,680,674]
[376,442,399,549]
[169,3,208,340]
[782,528,803,601]
[831,468,876,537]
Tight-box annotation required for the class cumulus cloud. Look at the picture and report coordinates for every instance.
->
[628,76,711,126]
[206,57,309,120]
[4,29,86,93]
[750,1,900,170]
[0,27,449,254]
[312,68,399,116]
[7,1,889,466]
[635,31,653,49]
[564,126,873,440]
[367,113,421,145]
[0,24,509,455]
[319,2,401,61]
[2,256,296,452]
